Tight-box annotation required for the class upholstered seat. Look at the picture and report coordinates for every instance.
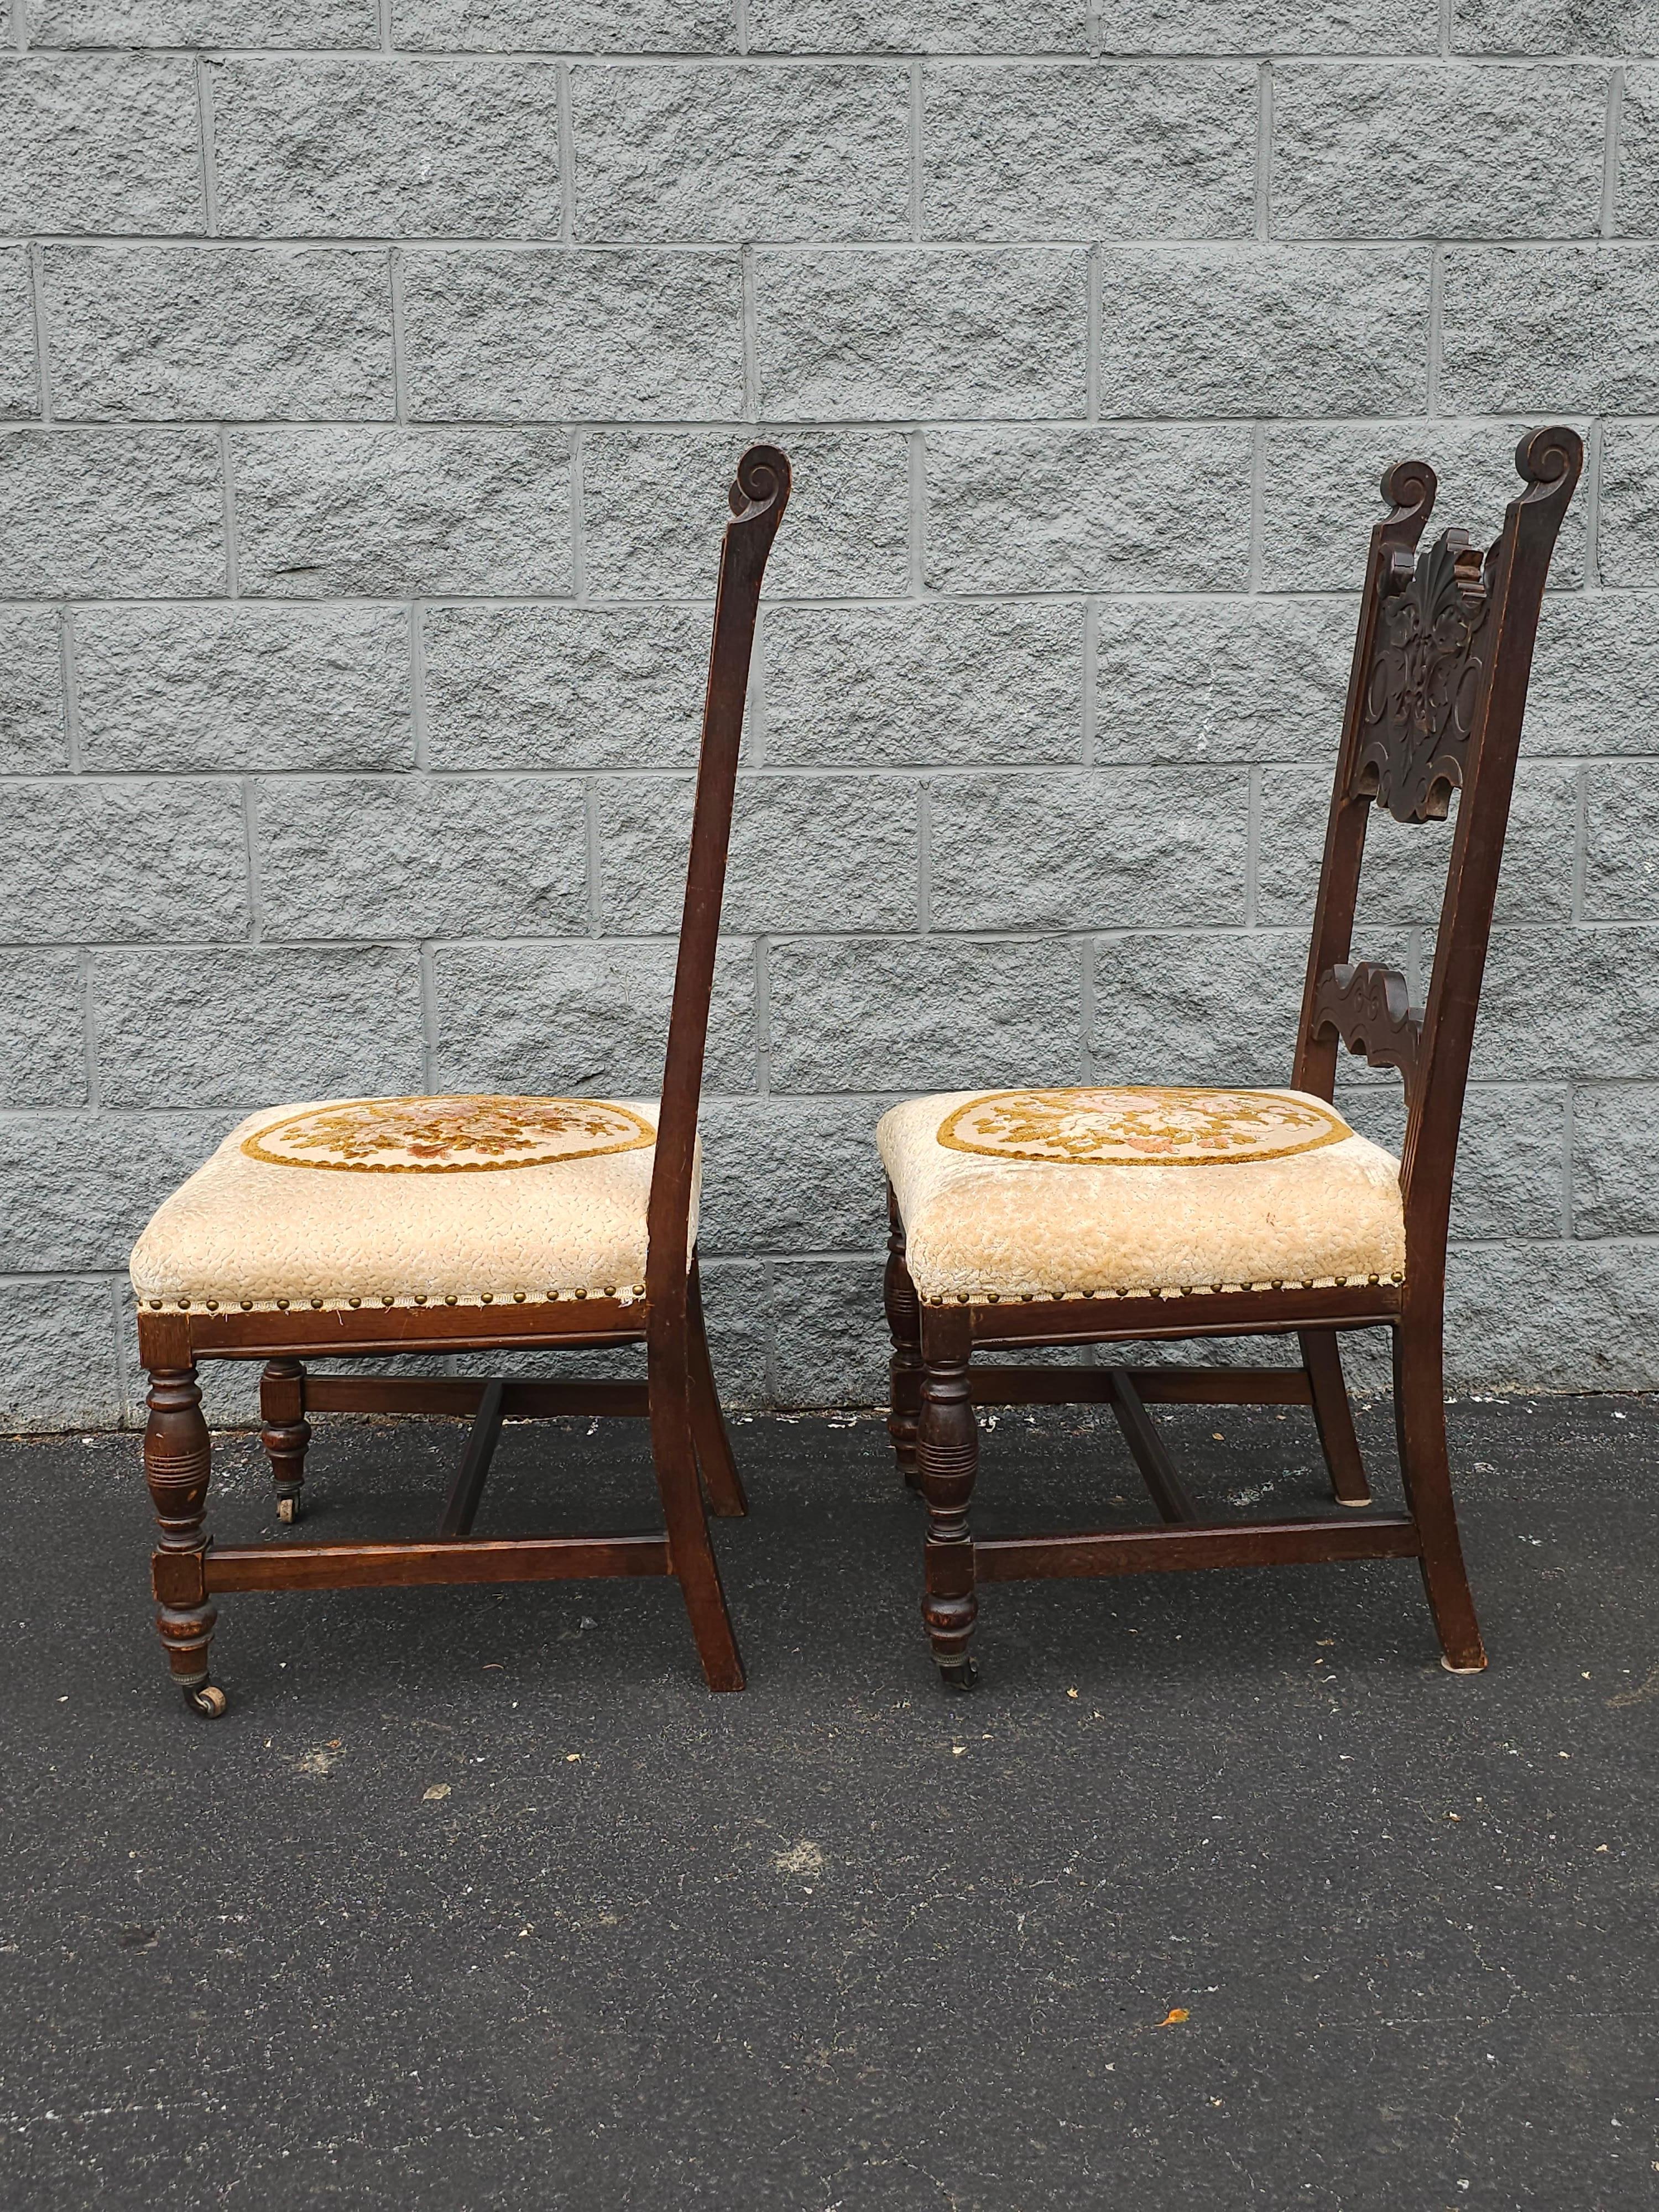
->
[877,1085,1404,1306]
[131,1093,695,1315]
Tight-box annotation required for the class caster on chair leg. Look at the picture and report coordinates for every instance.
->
[187,1682,227,1718]
[276,1494,302,1525]
[937,1657,978,1693]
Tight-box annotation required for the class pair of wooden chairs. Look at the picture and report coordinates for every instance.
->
[132,429,1583,1713]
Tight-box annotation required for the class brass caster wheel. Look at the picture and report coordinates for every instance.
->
[187,1683,228,1718]
[276,1494,302,1525]
[937,1657,978,1693]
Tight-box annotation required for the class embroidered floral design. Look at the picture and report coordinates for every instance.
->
[936,1087,1350,1167]
[242,1095,656,1173]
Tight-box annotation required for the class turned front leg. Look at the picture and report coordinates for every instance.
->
[260,1356,311,1524]
[144,1363,225,1715]
[916,1308,978,1689]
[884,1186,923,1490]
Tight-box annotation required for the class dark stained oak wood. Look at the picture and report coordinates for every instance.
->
[1310,961,1422,1104]
[686,1256,747,1520]
[435,1379,507,1540]
[974,1516,1421,1584]
[916,1302,978,1687]
[173,1301,648,1359]
[1300,1328,1373,1507]
[205,1533,671,1594]
[884,1187,924,1490]
[135,445,791,1712]
[969,1367,1316,1407]
[259,1356,310,1524]
[1107,1370,1198,1525]
[143,1366,217,1703]
[965,1281,1401,1345]
[645,1308,744,1692]
[891,426,1583,1685]
[300,1375,651,1420]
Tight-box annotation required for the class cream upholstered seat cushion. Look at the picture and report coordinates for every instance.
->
[877,1086,1405,1305]
[130,1094,695,1314]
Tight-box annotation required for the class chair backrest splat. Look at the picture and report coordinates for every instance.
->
[1292,423,1583,1270]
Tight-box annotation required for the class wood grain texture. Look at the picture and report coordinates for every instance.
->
[974,1516,1422,1583]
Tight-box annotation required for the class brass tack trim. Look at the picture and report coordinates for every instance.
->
[444,1295,457,1306]
[348,1296,361,1308]
[276,1298,290,1311]
[514,1291,526,1303]
[480,1292,493,1305]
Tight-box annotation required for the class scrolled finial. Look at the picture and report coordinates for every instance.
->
[729,442,791,523]
[1379,456,1437,524]
[1514,422,1583,499]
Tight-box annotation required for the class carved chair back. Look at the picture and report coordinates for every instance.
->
[644,444,791,1312]
[1293,425,1583,1274]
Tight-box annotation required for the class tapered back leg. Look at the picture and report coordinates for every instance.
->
[1300,1331,1372,1508]
[648,1317,745,1692]
[685,1258,746,1520]
[1392,1307,1485,1672]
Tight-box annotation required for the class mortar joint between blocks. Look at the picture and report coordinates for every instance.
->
[740,247,759,422]
[59,607,81,773]
[1254,61,1272,242]
[195,56,220,239]
[556,62,576,248]
[753,935,772,1097]
[389,248,409,425]
[1601,65,1624,239]
[418,940,439,1092]
[241,775,264,945]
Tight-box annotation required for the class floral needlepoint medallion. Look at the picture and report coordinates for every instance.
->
[242,1095,656,1173]
[936,1087,1350,1168]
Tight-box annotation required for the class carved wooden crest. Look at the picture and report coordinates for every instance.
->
[1352,528,1491,824]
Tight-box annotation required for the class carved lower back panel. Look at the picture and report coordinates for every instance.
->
[1311,961,1422,1099]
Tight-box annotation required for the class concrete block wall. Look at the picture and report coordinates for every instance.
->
[3,3,1658,1426]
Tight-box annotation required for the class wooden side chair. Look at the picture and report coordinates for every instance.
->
[131,444,791,1714]
[880,426,1583,1689]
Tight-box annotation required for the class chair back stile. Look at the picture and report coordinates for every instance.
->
[644,444,791,1313]
[1292,425,1583,1279]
